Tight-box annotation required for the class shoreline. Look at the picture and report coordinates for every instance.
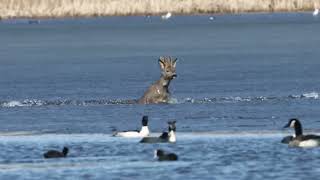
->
[0,10,317,20]
[0,0,318,20]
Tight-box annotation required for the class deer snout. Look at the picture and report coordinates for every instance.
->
[172,73,177,78]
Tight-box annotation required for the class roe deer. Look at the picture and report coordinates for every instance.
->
[138,56,177,104]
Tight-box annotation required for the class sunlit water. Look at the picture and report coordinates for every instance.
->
[0,13,320,179]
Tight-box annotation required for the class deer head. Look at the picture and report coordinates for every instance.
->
[159,56,177,81]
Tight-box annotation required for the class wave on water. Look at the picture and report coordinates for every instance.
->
[181,91,320,104]
[2,100,26,107]
[0,92,318,108]
[0,99,137,108]
[186,91,319,104]
[301,92,319,99]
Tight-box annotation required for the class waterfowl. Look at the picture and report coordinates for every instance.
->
[154,149,178,161]
[140,121,176,143]
[283,118,320,148]
[209,16,216,20]
[161,12,172,20]
[140,132,168,143]
[313,8,319,16]
[44,147,68,158]
[113,116,150,138]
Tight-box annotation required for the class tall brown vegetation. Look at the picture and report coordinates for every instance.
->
[0,0,319,19]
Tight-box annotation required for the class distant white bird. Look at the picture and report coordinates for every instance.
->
[313,8,319,16]
[161,12,172,20]
[209,16,215,20]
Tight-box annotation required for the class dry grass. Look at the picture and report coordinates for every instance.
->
[0,0,319,19]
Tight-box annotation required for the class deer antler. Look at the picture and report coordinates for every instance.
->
[159,56,165,63]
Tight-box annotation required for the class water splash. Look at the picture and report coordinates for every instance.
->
[0,99,137,108]
[0,92,318,108]
[168,98,179,104]
[2,101,25,107]
[301,92,319,99]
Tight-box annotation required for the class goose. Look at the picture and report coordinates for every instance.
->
[154,149,178,161]
[44,147,68,158]
[283,118,320,148]
[113,116,150,138]
[140,121,176,143]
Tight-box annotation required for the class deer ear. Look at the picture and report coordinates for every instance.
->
[173,58,178,68]
[159,57,165,70]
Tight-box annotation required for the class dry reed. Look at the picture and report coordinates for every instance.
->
[0,0,319,19]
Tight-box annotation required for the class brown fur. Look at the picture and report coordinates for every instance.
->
[138,56,177,104]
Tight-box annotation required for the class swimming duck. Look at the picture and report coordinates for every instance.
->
[113,116,150,138]
[140,121,176,143]
[154,149,178,161]
[283,118,320,148]
[44,147,68,158]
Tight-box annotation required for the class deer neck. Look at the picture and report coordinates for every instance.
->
[158,76,171,88]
